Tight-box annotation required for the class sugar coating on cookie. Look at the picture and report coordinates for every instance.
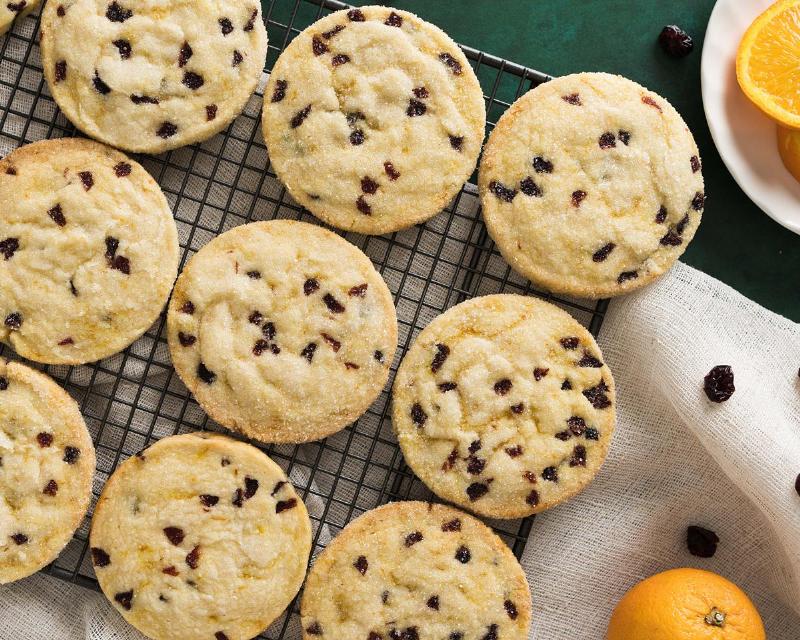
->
[262,6,486,235]
[301,501,531,639]
[90,432,311,640]
[167,220,397,443]
[0,138,179,364]
[0,0,39,36]
[0,359,95,584]
[479,72,705,298]
[39,0,268,153]
[392,294,615,519]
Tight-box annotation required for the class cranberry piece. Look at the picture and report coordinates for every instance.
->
[37,432,53,447]
[131,94,159,104]
[178,332,196,347]
[214,633,228,640]
[493,378,512,395]
[178,41,193,67]
[692,191,706,210]
[271,79,287,103]
[617,270,639,284]
[448,135,465,151]
[157,122,178,138]
[348,283,368,297]
[219,17,233,35]
[93,72,111,95]
[442,448,458,471]
[182,71,204,90]
[541,466,558,482]
[331,54,350,67]
[524,471,537,484]
[49,204,66,226]
[438,382,457,392]
[592,242,615,262]
[4,312,22,330]
[57,4,65,16]
[291,104,312,128]
[585,427,599,440]
[642,95,663,112]
[425,594,440,610]
[482,625,499,640]
[385,11,402,27]
[660,230,683,246]
[526,489,540,506]
[562,93,581,105]
[656,206,668,223]
[505,444,523,457]
[43,479,58,496]
[312,35,328,56]
[676,213,690,235]
[306,621,323,635]
[404,530,423,547]
[583,380,612,409]
[533,367,549,381]
[374,350,385,363]
[510,403,524,414]
[350,129,365,145]
[7,1,25,12]
[795,473,800,497]
[54,60,67,83]
[304,278,319,295]
[659,25,694,58]
[410,403,427,427]
[163,526,185,546]
[569,445,587,467]
[468,440,481,454]
[232,50,243,67]
[530,156,553,173]
[322,24,345,39]
[560,336,579,350]
[163,565,178,576]
[199,494,219,508]
[0,377,7,390]
[301,342,317,362]
[691,155,701,173]
[197,362,216,384]
[244,8,259,31]
[466,455,485,475]
[441,518,461,532]
[449,634,464,640]
[232,488,244,507]
[114,590,133,610]
[63,446,80,463]
[106,2,132,22]
[384,161,400,180]
[618,130,631,145]
[571,190,587,207]
[407,99,427,117]
[454,545,471,563]
[321,333,341,352]
[276,498,298,513]
[466,482,488,501]
[0,237,19,260]
[113,39,132,59]
[353,555,368,575]
[244,477,259,499]
[578,352,604,368]
[114,162,132,177]
[361,177,379,194]
[91,547,111,567]
[703,365,735,402]
[180,301,195,314]
[11,533,28,544]
[413,86,429,99]
[185,545,201,569]
[686,525,718,557]
[520,176,542,197]
[347,9,365,21]
[431,343,450,373]
[323,293,345,313]
[504,600,519,620]
[356,195,372,215]
[489,180,517,202]
[439,52,463,75]
[568,416,587,435]
[599,132,616,149]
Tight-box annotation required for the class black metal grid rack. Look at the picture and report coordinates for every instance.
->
[0,1,610,637]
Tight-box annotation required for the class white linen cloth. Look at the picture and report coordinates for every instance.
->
[2,261,798,639]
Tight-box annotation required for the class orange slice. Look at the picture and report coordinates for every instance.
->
[777,125,800,181]
[737,0,800,129]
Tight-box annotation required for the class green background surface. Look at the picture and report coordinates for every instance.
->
[341,0,800,321]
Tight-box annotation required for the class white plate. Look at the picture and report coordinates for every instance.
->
[702,0,800,235]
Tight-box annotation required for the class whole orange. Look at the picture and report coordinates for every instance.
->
[607,568,766,640]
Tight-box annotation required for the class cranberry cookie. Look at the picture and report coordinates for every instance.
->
[479,72,705,298]
[301,501,531,639]
[0,139,178,364]
[0,359,95,584]
[40,0,268,153]
[392,294,615,519]
[262,6,485,235]
[90,432,311,640]
[167,220,397,443]
[0,0,39,36]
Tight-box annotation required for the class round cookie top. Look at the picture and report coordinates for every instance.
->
[262,6,486,235]
[167,220,397,443]
[90,432,311,640]
[301,501,531,640]
[39,0,268,154]
[0,0,39,36]
[0,138,179,364]
[392,294,616,519]
[0,359,95,584]
[479,72,705,299]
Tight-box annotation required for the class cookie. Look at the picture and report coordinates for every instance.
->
[479,72,705,298]
[0,0,39,36]
[301,501,531,639]
[0,138,179,364]
[262,6,485,235]
[39,0,268,154]
[0,359,95,584]
[90,432,311,640]
[392,294,615,520]
[167,220,397,443]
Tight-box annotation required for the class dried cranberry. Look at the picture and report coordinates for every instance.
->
[347,9,365,21]
[301,342,317,362]
[578,352,604,368]
[63,446,80,463]
[48,204,66,226]
[407,99,427,117]
[454,545,471,563]
[426,595,440,610]
[43,479,58,496]
[91,547,111,567]
[442,448,458,471]
[520,176,542,197]
[54,60,67,83]
[0,237,19,260]
[182,71,204,90]
[7,1,25,12]
[524,471,537,484]
[306,622,323,635]
[106,2,132,22]
[178,42,192,67]
[404,530,423,547]
[374,350,385,363]
[795,473,800,497]
[642,95,663,112]
[438,382,457,392]
[585,428,599,440]
[567,416,587,435]
[385,11,402,27]
[569,445,587,467]
[686,525,718,557]
[618,130,631,145]
[583,380,611,409]
[276,498,298,513]
[219,17,233,35]
[441,518,461,532]
[592,242,615,262]
[57,3,65,15]
[271,79,287,103]
[232,50,243,67]
[356,195,372,215]
[113,39,132,59]
[114,162,132,177]
[599,132,616,149]
[466,482,488,501]
[323,293,345,313]
[571,190,587,207]
[353,555,368,575]
[163,527,185,546]
[156,122,178,138]
[468,440,481,454]
[533,156,553,173]
[304,278,319,295]
[312,35,329,56]
[703,365,735,402]
[656,206,668,223]
[482,625,499,640]
[560,336,579,350]
[0,377,7,390]
[232,488,244,507]
[533,367,549,381]
[131,94,159,104]
[243,477,259,499]
[489,180,517,202]
[322,24,345,39]
[178,332,196,347]
[291,104,312,129]
[321,333,341,352]
[658,25,694,58]
[350,129,365,145]
[411,403,427,427]
[348,283,368,297]
[466,455,485,475]
[197,362,216,384]
[562,93,582,105]
[4,312,22,330]
[510,403,524,414]
[244,8,259,31]
[11,533,28,545]
[505,444,523,457]
[430,343,450,373]
[692,191,706,211]
[493,378,512,395]
[199,494,219,508]
[93,72,111,95]
[114,590,133,610]
[331,54,350,67]
[691,155,701,173]
[504,600,519,620]
[214,633,228,640]
[384,162,400,180]
[180,301,195,315]
[541,466,558,482]
[439,52,462,75]
[660,230,683,246]
[37,432,54,447]
[185,546,201,569]
[361,177,379,195]
[617,270,638,284]
[526,489,540,506]
[413,86,429,99]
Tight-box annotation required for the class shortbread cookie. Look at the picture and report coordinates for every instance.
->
[479,72,705,298]
[167,220,397,443]
[301,501,531,639]
[40,0,268,153]
[0,0,39,36]
[90,432,311,640]
[262,6,485,235]
[392,294,615,519]
[0,138,179,364]
[0,359,95,584]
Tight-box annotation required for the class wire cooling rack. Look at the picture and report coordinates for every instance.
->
[0,0,610,637]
